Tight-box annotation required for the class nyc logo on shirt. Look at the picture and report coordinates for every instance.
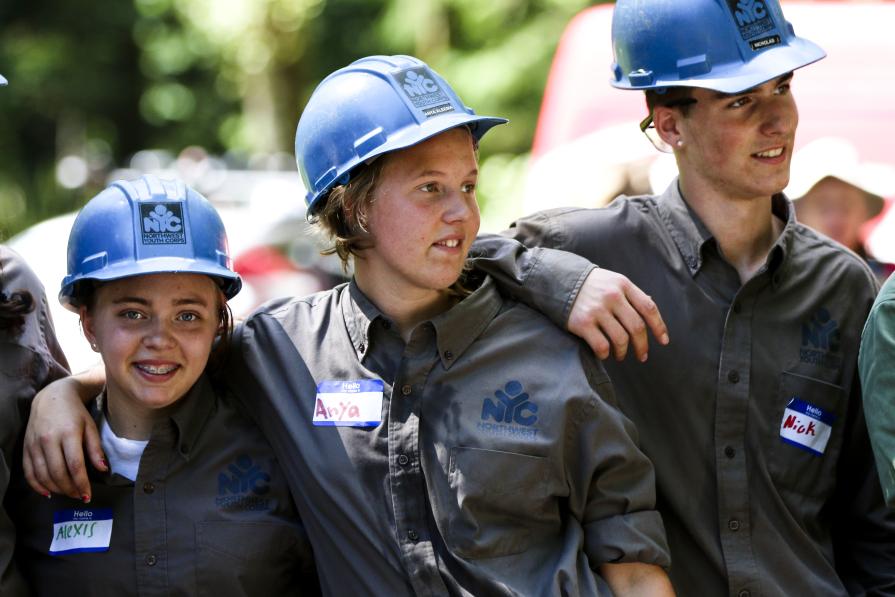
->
[477,380,539,439]
[216,455,272,511]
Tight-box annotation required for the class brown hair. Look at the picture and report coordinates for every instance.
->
[644,87,696,117]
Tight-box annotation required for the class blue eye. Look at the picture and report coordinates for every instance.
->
[121,310,144,320]
[177,312,200,322]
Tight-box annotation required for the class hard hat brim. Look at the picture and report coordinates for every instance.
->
[0,74,7,86]
[60,257,242,311]
[613,37,826,94]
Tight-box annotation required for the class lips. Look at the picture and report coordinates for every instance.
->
[133,362,180,381]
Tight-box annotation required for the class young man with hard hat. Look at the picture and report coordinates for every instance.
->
[491,1,895,595]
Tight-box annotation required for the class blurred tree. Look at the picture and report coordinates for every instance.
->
[0,0,607,238]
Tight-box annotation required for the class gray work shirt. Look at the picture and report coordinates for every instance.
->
[1,245,69,597]
[226,275,669,596]
[13,375,316,597]
[493,181,895,596]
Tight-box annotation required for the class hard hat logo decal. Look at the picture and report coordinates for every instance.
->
[726,0,774,41]
[395,68,455,118]
[140,203,186,245]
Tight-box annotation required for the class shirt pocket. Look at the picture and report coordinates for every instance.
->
[767,372,845,498]
[445,446,558,559]
[195,520,307,597]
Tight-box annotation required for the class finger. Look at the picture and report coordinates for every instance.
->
[624,284,669,346]
[41,433,81,499]
[84,421,107,472]
[613,302,650,362]
[62,435,92,503]
[25,446,64,496]
[598,316,631,361]
[23,450,52,498]
[578,326,613,361]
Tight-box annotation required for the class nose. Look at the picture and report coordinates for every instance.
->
[143,318,176,350]
[442,188,479,224]
[760,94,798,138]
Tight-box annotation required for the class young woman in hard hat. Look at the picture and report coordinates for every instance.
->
[20,56,674,595]
[236,54,673,596]
[11,175,316,596]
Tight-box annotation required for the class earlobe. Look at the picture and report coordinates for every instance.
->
[653,107,683,149]
[80,307,99,352]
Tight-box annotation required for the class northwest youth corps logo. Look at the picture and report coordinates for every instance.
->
[725,0,778,47]
[477,381,539,438]
[396,69,455,118]
[800,308,843,370]
[216,455,272,511]
[140,202,186,245]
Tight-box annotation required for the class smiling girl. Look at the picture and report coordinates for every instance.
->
[13,175,315,596]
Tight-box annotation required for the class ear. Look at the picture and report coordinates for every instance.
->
[79,306,100,352]
[653,105,683,149]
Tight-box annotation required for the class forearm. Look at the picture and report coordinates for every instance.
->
[599,562,675,596]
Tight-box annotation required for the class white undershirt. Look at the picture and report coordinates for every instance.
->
[100,416,149,482]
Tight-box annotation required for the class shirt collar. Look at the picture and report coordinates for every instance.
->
[341,276,503,369]
[655,178,794,285]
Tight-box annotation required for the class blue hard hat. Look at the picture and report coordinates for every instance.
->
[610,0,825,94]
[295,54,507,214]
[60,175,241,309]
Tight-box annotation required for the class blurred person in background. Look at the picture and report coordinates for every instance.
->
[13,175,316,596]
[1,71,71,597]
[494,0,895,595]
[787,136,895,282]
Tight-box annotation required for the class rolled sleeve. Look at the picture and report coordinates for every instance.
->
[469,231,595,329]
[585,510,670,568]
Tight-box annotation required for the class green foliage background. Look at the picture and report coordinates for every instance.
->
[0,0,609,238]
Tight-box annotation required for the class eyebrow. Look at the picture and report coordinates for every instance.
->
[713,73,794,99]
[111,296,210,307]
[414,168,479,178]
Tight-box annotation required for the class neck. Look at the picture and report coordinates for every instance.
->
[678,176,785,284]
[105,388,165,441]
[354,268,455,342]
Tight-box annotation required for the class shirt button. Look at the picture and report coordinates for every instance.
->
[397,454,409,466]
[724,446,735,459]
[145,553,157,566]
[728,519,741,532]
[738,591,750,597]
[401,384,412,396]
[732,302,741,314]
[727,370,740,384]
[142,482,155,494]
[358,343,366,353]
[407,529,419,542]
[444,350,453,361]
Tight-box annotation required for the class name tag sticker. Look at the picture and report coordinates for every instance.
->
[779,397,836,456]
[49,508,113,555]
[313,379,384,427]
